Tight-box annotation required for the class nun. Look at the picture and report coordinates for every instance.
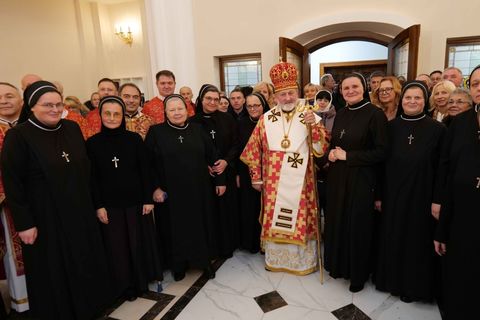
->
[324,73,388,292]
[1,80,111,319]
[375,81,446,303]
[86,96,162,301]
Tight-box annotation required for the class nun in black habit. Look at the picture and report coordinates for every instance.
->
[237,92,269,253]
[146,94,225,281]
[191,85,240,258]
[86,96,162,301]
[324,73,388,292]
[1,81,111,319]
[375,81,446,302]
[434,66,480,319]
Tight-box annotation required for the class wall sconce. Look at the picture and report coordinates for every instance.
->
[115,26,133,47]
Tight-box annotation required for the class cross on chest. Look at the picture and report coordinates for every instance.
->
[178,136,184,143]
[112,156,120,168]
[340,129,346,139]
[62,151,70,163]
[210,130,216,139]
[287,153,304,168]
[476,177,480,189]
[408,134,414,145]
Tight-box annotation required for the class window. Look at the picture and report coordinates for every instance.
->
[445,36,480,79]
[219,54,262,94]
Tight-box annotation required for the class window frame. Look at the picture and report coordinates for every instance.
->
[444,36,480,70]
[218,53,262,94]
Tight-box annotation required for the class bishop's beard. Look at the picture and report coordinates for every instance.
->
[278,101,297,112]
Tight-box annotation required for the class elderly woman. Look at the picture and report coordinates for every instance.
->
[442,88,473,127]
[324,73,388,293]
[371,76,402,121]
[87,96,161,301]
[429,80,456,122]
[146,94,225,281]
[375,81,446,303]
[1,81,110,319]
[434,65,480,319]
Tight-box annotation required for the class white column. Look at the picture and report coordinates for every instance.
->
[142,0,198,99]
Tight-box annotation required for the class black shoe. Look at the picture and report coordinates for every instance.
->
[349,283,364,293]
[127,295,137,302]
[400,296,413,303]
[204,265,216,279]
[173,270,186,281]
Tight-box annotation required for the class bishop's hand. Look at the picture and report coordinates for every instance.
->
[304,110,316,125]
[143,204,154,215]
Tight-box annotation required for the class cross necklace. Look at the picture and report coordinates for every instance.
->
[112,156,119,168]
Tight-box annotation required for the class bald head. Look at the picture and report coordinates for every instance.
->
[179,86,193,102]
[21,74,42,91]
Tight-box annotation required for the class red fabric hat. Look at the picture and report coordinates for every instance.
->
[269,62,298,92]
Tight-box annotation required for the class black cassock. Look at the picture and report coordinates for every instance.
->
[145,122,224,272]
[1,118,111,320]
[375,115,446,301]
[237,116,261,253]
[325,100,388,287]
[191,111,240,257]
[435,107,480,319]
[87,129,162,298]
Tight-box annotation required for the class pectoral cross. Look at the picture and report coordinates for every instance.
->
[340,129,346,139]
[62,151,70,163]
[178,136,184,143]
[210,130,216,139]
[112,156,119,168]
[287,153,304,168]
[408,134,414,145]
[476,177,480,189]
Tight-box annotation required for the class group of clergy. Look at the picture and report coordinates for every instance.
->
[0,61,478,320]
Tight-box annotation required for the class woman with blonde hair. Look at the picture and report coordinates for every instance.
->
[64,95,90,117]
[371,76,402,121]
[429,80,456,122]
[253,81,275,108]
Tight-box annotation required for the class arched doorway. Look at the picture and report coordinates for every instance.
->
[279,21,420,90]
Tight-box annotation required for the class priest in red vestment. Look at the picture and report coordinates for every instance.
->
[240,63,329,275]
[0,82,28,313]
[142,70,195,124]
[120,83,154,140]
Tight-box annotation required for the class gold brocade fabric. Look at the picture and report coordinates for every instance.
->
[125,112,155,140]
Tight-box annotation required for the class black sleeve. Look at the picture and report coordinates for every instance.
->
[199,126,226,186]
[135,135,154,205]
[223,117,240,169]
[145,126,165,190]
[347,109,388,166]
[1,129,36,231]
[86,138,104,210]
[432,124,449,204]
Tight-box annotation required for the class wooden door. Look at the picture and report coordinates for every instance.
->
[387,24,421,81]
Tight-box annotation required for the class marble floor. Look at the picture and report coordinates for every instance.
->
[5,251,442,320]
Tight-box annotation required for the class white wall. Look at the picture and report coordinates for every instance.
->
[0,0,147,101]
[192,0,480,88]
[310,41,388,84]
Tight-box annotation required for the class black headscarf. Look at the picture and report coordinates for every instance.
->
[342,72,371,102]
[18,80,61,124]
[399,80,429,116]
[246,92,270,114]
[195,84,220,115]
[98,95,126,134]
[163,94,189,125]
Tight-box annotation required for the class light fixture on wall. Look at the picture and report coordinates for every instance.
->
[115,26,133,47]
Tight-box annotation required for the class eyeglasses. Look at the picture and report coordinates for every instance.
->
[246,104,262,110]
[447,99,469,105]
[378,87,393,95]
[37,102,64,110]
[203,97,220,103]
